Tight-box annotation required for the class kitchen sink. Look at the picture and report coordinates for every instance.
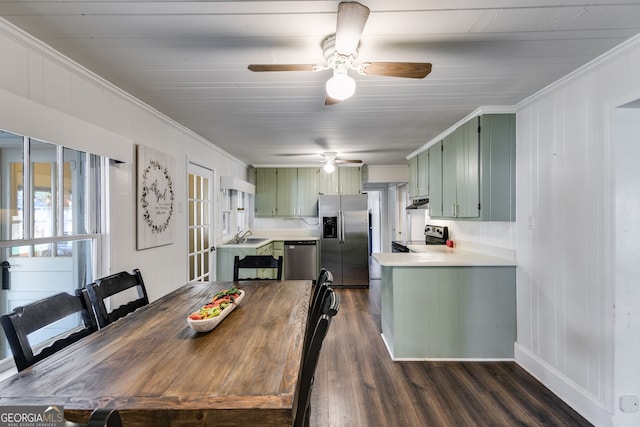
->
[224,237,270,245]
[241,237,268,244]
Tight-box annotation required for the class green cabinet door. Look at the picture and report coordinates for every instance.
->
[338,167,362,194]
[256,242,275,278]
[297,168,320,216]
[408,156,419,198]
[408,153,429,199]
[272,241,285,278]
[428,142,443,217]
[417,150,429,198]
[216,247,256,281]
[456,118,480,218]
[442,130,458,217]
[318,168,338,194]
[319,167,361,195]
[255,168,277,217]
[442,118,480,218]
[276,168,297,217]
[478,114,516,221]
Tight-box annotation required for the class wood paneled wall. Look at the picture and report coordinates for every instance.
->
[515,35,640,427]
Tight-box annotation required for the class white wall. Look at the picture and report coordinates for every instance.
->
[0,19,249,302]
[425,217,516,251]
[515,35,640,427]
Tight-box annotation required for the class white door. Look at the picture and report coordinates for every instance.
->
[187,163,215,282]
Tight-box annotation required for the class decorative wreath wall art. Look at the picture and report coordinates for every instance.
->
[140,160,174,233]
[137,145,176,249]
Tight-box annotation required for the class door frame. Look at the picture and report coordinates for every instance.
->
[186,162,215,282]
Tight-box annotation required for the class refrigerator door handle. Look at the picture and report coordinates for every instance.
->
[339,210,345,244]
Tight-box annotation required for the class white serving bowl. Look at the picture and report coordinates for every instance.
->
[187,290,245,333]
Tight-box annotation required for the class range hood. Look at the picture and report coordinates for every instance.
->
[220,176,255,195]
[406,198,428,210]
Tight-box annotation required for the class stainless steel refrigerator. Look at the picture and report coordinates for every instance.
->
[319,194,369,287]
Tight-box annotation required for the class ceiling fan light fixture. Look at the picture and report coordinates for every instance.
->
[326,71,356,101]
[323,161,336,173]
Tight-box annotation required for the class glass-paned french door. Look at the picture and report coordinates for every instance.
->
[187,163,215,282]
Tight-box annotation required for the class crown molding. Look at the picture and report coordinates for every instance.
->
[0,17,247,167]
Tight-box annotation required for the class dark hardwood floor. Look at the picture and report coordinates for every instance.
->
[310,279,593,427]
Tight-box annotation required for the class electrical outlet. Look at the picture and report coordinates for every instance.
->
[620,395,639,413]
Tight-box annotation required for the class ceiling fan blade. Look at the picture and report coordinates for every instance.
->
[359,62,432,79]
[325,96,342,106]
[248,64,316,72]
[335,2,370,56]
[335,159,363,164]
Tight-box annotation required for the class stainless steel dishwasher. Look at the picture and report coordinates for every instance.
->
[284,240,318,280]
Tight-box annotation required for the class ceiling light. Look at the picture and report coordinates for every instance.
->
[325,71,356,101]
[323,161,336,173]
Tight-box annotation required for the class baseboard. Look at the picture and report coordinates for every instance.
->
[514,343,612,427]
[380,333,395,359]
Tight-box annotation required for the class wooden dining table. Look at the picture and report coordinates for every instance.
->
[0,280,312,426]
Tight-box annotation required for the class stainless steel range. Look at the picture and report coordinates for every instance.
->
[424,225,448,245]
[391,225,448,252]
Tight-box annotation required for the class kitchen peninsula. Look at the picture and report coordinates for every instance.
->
[372,246,516,361]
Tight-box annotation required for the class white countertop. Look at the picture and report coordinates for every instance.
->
[372,245,516,267]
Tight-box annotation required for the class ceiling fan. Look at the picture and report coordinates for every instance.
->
[321,152,362,173]
[247,1,432,104]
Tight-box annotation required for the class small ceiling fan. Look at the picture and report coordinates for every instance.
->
[248,1,432,104]
[322,152,362,173]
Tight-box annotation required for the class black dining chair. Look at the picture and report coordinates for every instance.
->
[315,268,333,286]
[65,408,122,427]
[303,271,333,358]
[310,269,333,323]
[76,287,99,329]
[0,291,98,372]
[86,269,149,328]
[293,287,340,427]
[233,255,283,281]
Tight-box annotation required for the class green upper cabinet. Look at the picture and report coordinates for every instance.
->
[442,118,480,218]
[296,168,320,216]
[319,167,361,195]
[255,168,320,217]
[436,113,515,221]
[408,156,418,197]
[478,114,516,221]
[417,151,429,198]
[427,141,443,217]
[408,151,429,199]
[276,168,298,216]
[255,168,277,217]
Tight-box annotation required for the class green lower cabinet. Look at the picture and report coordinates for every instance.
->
[273,241,284,279]
[217,243,274,281]
[380,265,516,359]
[256,243,275,279]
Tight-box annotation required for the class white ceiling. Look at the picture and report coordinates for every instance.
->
[2,1,640,167]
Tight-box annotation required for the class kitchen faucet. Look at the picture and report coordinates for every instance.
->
[233,230,252,243]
